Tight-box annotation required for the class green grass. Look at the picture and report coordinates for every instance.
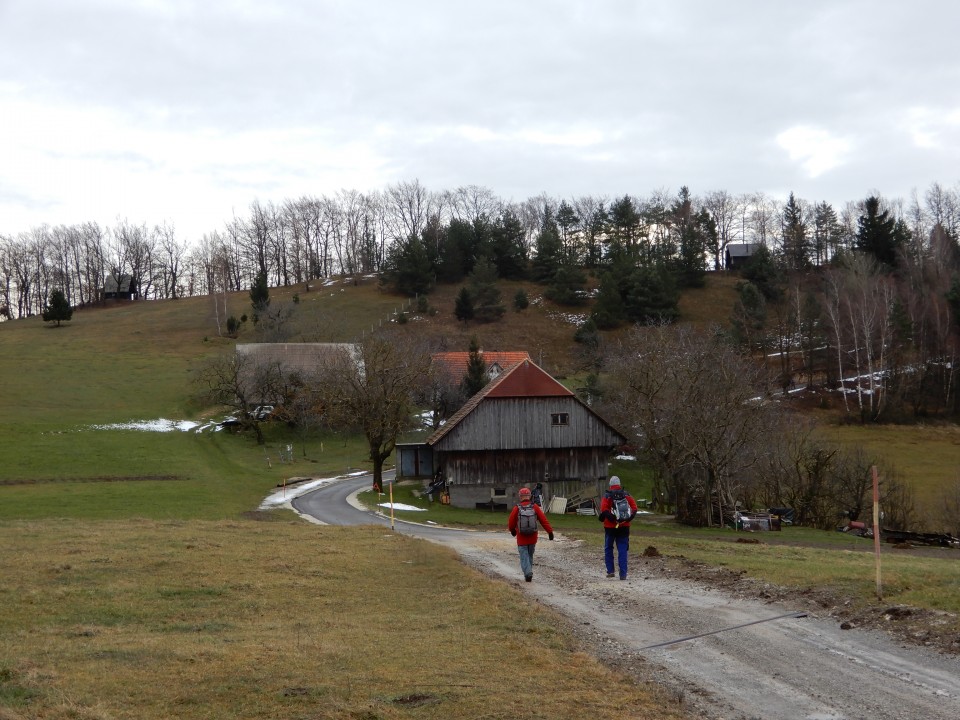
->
[818,423,960,523]
[0,425,370,520]
[620,531,960,616]
[0,519,686,720]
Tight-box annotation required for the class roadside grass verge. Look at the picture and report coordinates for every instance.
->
[566,522,960,622]
[0,519,685,720]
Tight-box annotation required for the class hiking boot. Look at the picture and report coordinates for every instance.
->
[525,574,533,582]
[619,575,627,581]
[606,572,615,578]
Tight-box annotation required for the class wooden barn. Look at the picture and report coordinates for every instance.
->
[401,359,626,510]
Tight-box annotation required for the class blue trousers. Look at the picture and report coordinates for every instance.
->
[518,543,536,578]
[604,527,630,578]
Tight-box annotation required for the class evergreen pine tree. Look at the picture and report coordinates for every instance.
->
[590,270,628,329]
[730,281,766,350]
[531,207,563,282]
[781,193,811,270]
[41,288,73,326]
[545,265,588,306]
[383,235,434,296]
[490,210,528,280]
[856,196,907,269]
[513,288,529,311]
[556,200,581,264]
[741,245,785,302]
[462,336,488,397]
[812,201,842,265]
[468,257,505,322]
[624,265,679,324]
[438,219,473,282]
[454,286,475,322]
[249,271,270,324]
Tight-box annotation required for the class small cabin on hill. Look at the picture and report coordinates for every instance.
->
[725,243,761,270]
[103,273,136,300]
[399,359,626,510]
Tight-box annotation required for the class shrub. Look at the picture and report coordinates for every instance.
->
[514,289,529,311]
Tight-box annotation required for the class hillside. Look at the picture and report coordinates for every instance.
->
[3,270,959,525]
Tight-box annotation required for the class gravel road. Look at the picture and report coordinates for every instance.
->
[293,477,960,720]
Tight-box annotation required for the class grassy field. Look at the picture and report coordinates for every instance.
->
[817,422,960,526]
[0,519,686,720]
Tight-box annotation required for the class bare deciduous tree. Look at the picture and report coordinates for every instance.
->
[195,350,285,445]
[604,324,775,526]
[315,334,429,489]
[703,189,744,270]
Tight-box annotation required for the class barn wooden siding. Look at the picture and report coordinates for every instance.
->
[431,397,621,452]
[443,447,610,487]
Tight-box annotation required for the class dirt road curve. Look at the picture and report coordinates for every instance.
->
[445,532,960,720]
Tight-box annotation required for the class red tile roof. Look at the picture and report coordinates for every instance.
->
[485,359,573,398]
[431,350,531,383]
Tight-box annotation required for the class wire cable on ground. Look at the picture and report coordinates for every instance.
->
[639,611,809,651]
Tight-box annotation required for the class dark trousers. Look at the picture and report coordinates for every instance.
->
[604,526,630,578]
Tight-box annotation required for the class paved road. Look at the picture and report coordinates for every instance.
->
[290,472,475,543]
[290,473,960,720]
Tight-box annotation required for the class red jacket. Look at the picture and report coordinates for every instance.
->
[508,501,553,545]
[599,487,638,529]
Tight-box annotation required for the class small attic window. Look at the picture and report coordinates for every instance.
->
[551,413,569,426]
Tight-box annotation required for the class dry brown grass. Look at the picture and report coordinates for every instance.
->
[0,518,687,720]
[676,272,741,328]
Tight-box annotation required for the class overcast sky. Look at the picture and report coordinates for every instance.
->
[2,0,958,241]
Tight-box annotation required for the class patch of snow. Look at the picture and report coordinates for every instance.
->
[615,454,637,461]
[546,310,589,325]
[258,477,341,509]
[378,502,426,512]
[88,419,200,432]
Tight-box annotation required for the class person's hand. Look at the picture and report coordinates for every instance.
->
[510,529,517,537]
[548,532,555,541]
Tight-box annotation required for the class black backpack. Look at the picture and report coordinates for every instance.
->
[609,490,633,523]
[517,504,538,535]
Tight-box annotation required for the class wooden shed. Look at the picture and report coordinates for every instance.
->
[725,243,762,270]
[103,273,136,300]
[414,359,626,510]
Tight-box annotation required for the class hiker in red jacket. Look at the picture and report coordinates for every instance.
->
[598,476,638,580]
[508,486,554,582]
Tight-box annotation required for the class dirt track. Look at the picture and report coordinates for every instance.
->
[447,532,960,720]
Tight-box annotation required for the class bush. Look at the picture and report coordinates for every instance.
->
[514,289,529,311]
